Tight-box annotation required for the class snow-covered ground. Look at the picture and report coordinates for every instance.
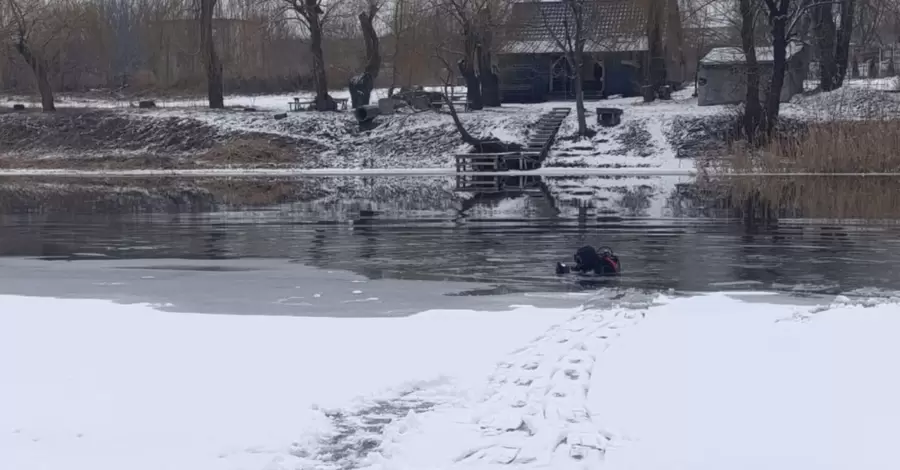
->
[1,86,468,111]
[5,290,900,470]
[0,294,572,470]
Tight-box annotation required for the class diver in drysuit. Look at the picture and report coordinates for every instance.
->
[556,245,621,276]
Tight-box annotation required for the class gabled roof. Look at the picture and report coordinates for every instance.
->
[499,0,653,55]
[700,44,805,65]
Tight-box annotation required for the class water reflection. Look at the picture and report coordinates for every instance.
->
[0,175,898,294]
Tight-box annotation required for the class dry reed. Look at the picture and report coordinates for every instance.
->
[728,121,900,174]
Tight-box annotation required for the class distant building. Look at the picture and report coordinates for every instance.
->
[496,0,687,103]
[697,44,808,106]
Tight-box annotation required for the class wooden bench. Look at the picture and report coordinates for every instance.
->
[289,97,313,111]
[596,107,623,127]
[289,97,350,111]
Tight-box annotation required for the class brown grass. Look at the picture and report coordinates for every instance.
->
[200,137,298,166]
[720,120,900,174]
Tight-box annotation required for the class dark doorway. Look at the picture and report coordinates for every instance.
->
[550,56,572,97]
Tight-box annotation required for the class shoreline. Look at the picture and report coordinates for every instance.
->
[1,167,898,178]
[0,167,698,177]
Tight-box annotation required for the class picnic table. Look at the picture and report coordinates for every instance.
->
[288,96,350,111]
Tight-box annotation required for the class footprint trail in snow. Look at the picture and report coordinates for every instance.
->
[455,292,653,469]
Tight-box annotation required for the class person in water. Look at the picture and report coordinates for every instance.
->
[556,245,621,276]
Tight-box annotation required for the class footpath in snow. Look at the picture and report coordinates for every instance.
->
[4,290,900,470]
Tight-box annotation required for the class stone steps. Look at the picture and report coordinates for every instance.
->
[526,108,571,154]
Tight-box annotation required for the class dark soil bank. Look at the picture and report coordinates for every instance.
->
[0,109,329,170]
[0,105,483,170]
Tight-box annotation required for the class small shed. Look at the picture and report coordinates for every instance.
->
[697,44,808,106]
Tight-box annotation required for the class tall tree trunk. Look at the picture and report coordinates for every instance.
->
[15,40,55,112]
[834,0,856,87]
[739,0,761,140]
[459,31,483,111]
[765,11,789,135]
[477,48,500,107]
[387,0,405,97]
[567,0,588,136]
[572,51,587,136]
[476,10,501,107]
[200,0,224,109]
[350,9,381,108]
[306,0,335,111]
[813,3,838,91]
[646,0,667,92]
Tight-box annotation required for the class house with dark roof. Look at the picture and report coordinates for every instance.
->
[497,0,686,102]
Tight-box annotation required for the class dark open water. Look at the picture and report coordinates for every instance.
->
[0,175,899,301]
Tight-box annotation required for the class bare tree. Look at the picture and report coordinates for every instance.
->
[435,0,486,110]
[476,6,500,106]
[348,0,382,108]
[434,56,517,151]
[386,0,407,95]
[853,0,886,78]
[281,0,342,110]
[739,0,764,138]
[97,0,141,88]
[386,0,444,94]
[2,0,77,111]
[643,0,666,101]
[810,1,858,90]
[200,0,224,108]
[739,0,824,135]
[834,0,856,85]
[681,0,738,95]
[536,0,588,136]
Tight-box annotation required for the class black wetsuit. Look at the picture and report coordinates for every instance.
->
[558,245,621,276]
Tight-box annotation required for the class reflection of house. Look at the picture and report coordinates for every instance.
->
[497,0,686,102]
[697,44,808,106]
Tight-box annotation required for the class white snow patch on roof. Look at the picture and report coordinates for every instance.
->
[701,43,804,65]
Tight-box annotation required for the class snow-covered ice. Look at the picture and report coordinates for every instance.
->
[291,291,900,470]
[5,290,900,470]
[0,294,572,470]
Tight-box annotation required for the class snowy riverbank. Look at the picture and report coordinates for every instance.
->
[4,290,900,470]
[2,81,899,173]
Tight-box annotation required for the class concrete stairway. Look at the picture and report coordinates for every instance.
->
[523,107,572,161]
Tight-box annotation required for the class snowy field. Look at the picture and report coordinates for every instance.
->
[4,290,900,470]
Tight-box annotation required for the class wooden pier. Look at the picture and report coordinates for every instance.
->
[454,107,571,193]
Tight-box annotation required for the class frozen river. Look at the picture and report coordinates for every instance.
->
[0,175,899,315]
